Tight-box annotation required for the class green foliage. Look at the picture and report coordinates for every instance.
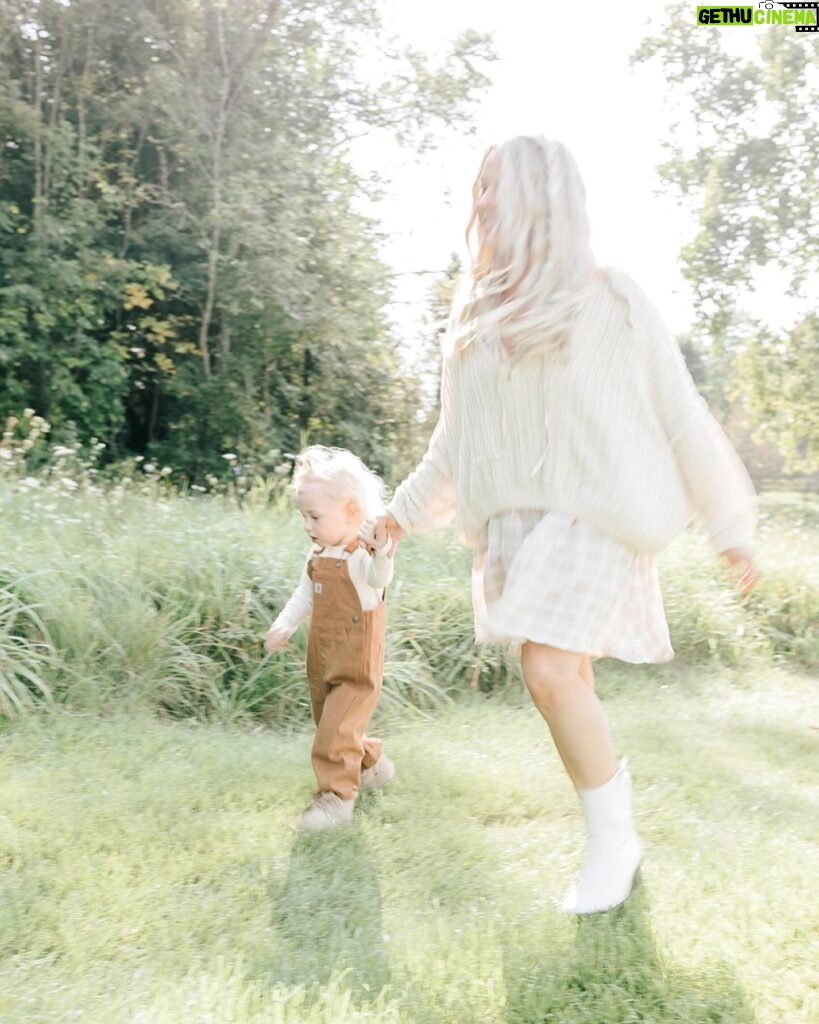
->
[633,10,819,470]
[729,314,819,473]
[0,0,494,483]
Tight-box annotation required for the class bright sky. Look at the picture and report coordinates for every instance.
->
[352,0,790,345]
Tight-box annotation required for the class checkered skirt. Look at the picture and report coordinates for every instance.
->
[471,510,673,663]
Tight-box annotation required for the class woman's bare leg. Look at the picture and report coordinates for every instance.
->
[579,655,595,690]
[521,642,641,914]
[520,642,615,790]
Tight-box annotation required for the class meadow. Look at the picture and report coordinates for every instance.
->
[0,464,817,1023]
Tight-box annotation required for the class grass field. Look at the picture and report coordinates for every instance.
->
[0,663,816,1023]
[0,480,817,1022]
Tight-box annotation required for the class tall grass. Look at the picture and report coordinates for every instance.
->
[1,457,817,723]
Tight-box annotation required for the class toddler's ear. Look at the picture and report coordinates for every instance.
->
[345,499,361,521]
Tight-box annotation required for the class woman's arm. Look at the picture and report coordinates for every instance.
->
[386,416,457,534]
[635,280,758,569]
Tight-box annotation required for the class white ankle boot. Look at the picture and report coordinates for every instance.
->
[561,757,642,915]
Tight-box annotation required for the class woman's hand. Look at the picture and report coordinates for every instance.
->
[264,624,290,654]
[377,513,404,555]
[720,546,757,597]
[360,514,404,555]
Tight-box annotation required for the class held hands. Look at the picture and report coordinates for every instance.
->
[264,624,290,654]
[359,513,404,556]
[720,546,757,597]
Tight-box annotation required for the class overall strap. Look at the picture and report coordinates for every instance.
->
[306,544,324,575]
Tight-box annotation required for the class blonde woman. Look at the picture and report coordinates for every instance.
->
[377,136,756,914]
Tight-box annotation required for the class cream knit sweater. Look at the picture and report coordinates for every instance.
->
[389,270,756,555]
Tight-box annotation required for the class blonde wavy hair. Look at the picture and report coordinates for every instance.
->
[292,445,387,520]
[450,136,600,358]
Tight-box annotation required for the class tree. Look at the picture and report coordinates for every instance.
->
[0,1,194,451]
[0,0,494,482]
[632,8,819,470]
[731,314,819,473]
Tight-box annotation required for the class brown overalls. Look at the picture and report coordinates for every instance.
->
[305,542,385,800]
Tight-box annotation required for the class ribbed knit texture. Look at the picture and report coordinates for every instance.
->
[389,270,756,555]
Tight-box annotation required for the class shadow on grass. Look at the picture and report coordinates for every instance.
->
[502,880,756,1024]
[260,821,387,1001]
[250,722,759,1023]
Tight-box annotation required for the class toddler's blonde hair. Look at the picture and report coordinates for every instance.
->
[292,445,387,520]
[451,135,601,359]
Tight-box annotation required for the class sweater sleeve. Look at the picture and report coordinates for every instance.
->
[362,539,395,590]
[634,281,757,553]
[271,563,313,636]
[387,414,457,533]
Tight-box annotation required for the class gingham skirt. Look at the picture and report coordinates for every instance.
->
[471,510,673,663]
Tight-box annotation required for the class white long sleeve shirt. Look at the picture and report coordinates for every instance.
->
[388,269,756,556]
[272,543,394,637]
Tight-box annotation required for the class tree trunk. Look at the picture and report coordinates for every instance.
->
[32,34,44,239]
[197,0,283,378]
[197,124,224,378]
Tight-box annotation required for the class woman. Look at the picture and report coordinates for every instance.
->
[378,136,756,914]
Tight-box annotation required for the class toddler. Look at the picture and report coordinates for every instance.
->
[265,445,395,831]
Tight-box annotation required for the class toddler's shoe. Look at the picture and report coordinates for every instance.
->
[300,792,355,832]
[360,753,396,790]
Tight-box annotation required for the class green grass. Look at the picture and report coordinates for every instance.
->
[1,479,817,1019]
[1,481,818,722]
[0,663,816,1024]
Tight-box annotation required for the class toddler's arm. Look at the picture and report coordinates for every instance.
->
[361,521,395,590]
[264,567,312,653]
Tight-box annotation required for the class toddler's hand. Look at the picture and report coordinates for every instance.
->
[264,624,290,654]
[720,546,757,597]
[358,517,377,554]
